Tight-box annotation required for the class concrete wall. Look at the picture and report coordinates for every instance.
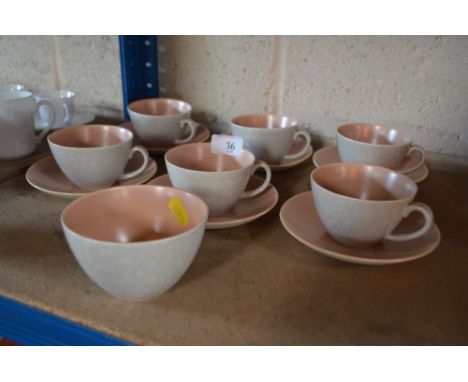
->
[0,35,122,117]
[159,36,468,170]
[1,35,467,169]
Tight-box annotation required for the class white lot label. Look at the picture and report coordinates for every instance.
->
[211,134,243,157]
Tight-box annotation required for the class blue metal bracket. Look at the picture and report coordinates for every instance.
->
[0,295,130,345]
[119,35,159,120]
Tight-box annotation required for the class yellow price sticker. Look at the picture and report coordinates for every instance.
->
[168,196,190,226]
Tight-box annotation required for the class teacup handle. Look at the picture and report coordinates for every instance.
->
[385,202,433,242]
[399,145,425,174]
[283,131,312,160]
[240,161,272,199]
[34,99,56,144]
[174,119,198,144]
[63,103,72,125]
[118,145,151,181]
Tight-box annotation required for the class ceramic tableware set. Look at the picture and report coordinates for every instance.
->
[6,95,207,301]
[1,90,440,301]
[313,123,429,183]
[148,111,314,228]
[23,97,312,300]
[281,122,440,265]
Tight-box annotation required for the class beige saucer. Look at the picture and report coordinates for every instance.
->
[26,155,157,199]
[280,192,440,265]
[312,145,429,183]
[120,121,210,154]
[148,174,278,229]
[270,142,313,171]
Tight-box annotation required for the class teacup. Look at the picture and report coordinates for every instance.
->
[0,90,56,160]
[61,185,209,301]
[165,142,272,216]
[128,98,198,147]
[48,124,150,190]
[0,84,24,92]
[336,123,425,174]
[34,90,75,127]
[311,163,434,248]
[231,114,311,164]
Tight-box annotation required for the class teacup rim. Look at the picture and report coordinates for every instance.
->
[127,97,192,117]
[310,162,417,204]
[61,184,209,246]
[0,90,33,101]
[337,122,412,147]
[231,113,299,130]
[48,124,133,150]
[0,83,24,91]
[165,142,256,174]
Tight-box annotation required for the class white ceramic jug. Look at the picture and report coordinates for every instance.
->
[0,91,56,160]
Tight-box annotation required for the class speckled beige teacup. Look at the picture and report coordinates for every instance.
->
[48,124,150,191]
[336,123,425,174]
[128,98,198,147]
[311,163,434,248]
[231,114,311,164]
[165,142,272,216]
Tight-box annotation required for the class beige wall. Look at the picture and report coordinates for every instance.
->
[1,35,467,169]
[159,36,468,169]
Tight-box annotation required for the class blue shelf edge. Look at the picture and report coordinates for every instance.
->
[119,35,159,120]
[0,295,131,346]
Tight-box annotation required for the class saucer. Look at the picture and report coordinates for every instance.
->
[26,155,157,199]
[35,112,95,130]
[269,142,313,171]
[280,192,440,265]
[148,174,278,229]
[120,121,211,154]
[312,145,429,183]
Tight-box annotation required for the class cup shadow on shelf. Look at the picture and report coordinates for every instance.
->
[170,233,246,291]
[0,225,69,260]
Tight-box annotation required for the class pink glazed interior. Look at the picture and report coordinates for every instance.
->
[48,124,132,148]
[128,98,190,116]
[62,185,208,243]
[338,123,411,145]
[166,142,254,172]
[232,114,298,129]
[312,163,417,201]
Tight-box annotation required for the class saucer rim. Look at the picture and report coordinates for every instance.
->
[279,191,441,265]
[25,155,157,199]
[148,174,279,230]
[119,121,211,153]
[269,145,313,171]
[312,145,429,183]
